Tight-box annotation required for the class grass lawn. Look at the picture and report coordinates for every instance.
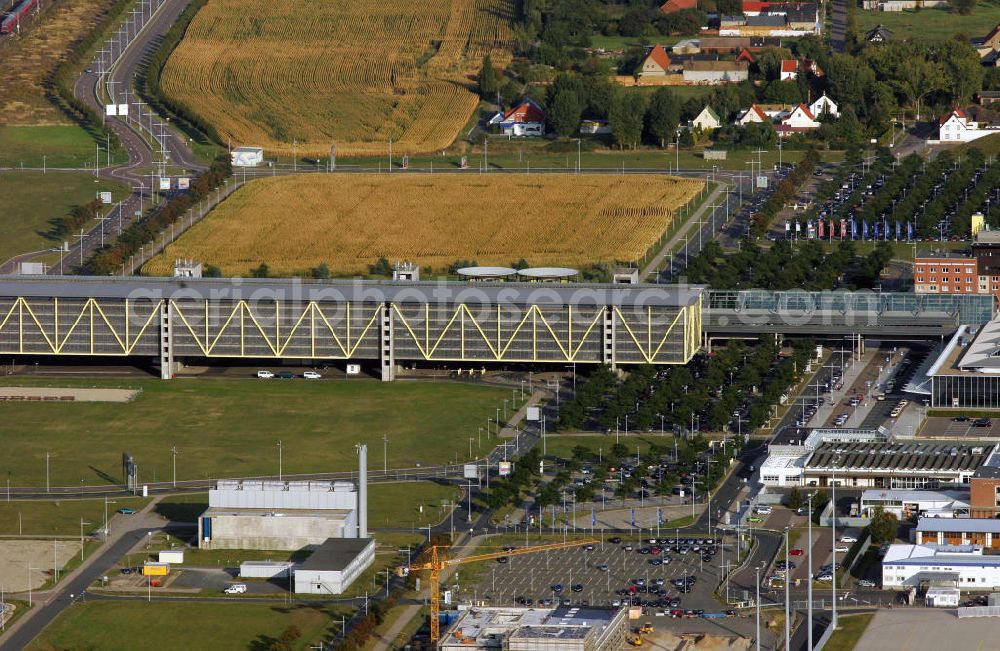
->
[26,601,351,651]
[855,0,1000,39]
[823,612,875,651]
[0,170,128,263]
[0,125,125,169]
[0,497,151,536]
[0,378,509,487]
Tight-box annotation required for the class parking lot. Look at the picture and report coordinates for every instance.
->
[465,536,733,616]
[920,416,1000,439]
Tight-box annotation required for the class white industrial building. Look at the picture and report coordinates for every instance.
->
[200,445,375,595]
[759,427,998,489]
[882,543,1000,590]
[860,489,970,519]
[198,479,360,550]
[440,607,629,651]
[293,537,376,595]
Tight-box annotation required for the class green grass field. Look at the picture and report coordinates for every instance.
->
[26,601,351,651]
[856,0,1000,40]
[0,378,509,487]
[0,125,125,169]
[0,170,128,264]
[0,497,151,536]
[822,613,875,651]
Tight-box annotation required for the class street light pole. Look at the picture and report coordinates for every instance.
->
[784,527,790,651]
[832,462,838,631]
[383,434,388,472]
[755,565,761,651]
[170,446,177,487]
[277,440,283,481]
[807,492,814,651]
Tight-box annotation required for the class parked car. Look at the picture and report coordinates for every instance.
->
[856,579,876,588]
[789,548,804,556]
[277,371,295,379]
[840,535,858,543]
[832,545,849,553]
[225,584,248,594]
[256,370,274,379]
[973,418,993,427]
[303,370,322,379]
[117,507,136,515]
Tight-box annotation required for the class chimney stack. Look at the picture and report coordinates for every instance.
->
[357,444,368,538]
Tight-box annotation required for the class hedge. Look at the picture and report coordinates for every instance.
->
[139,0,221,145]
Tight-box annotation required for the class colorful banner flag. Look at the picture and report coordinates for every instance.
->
[896,221,902,240]
[592,508,597,527]
[863,220,869,239]
[818,219,825,239]
[785,220,791,232]
[657,508,663,526]
[851,219,858,240]
[631,508,636,527]
[907,221,914,240]
[840,219,847,239]
[796,221,802,233]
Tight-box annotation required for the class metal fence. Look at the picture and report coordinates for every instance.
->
[958,606,1000,618]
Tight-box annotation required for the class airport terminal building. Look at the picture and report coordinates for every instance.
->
[440,607,629,651]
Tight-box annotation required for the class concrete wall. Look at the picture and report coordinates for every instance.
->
[200,514,350,550]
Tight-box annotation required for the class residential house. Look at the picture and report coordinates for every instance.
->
[937,107,1000,143]
[660,0,698,12]
[785,6,819,31]
[682,60,750,84]
[800,58,824,76]
[691,106,722,131]
[780,59,798,80]
[978,91,1000,106]
[640,44,672,77]
[864,24,893,43]
[488,98,545,137]
[736,48,756,63]
[809,93,839,118]
[776,104,821,134]
[736,105,768,125]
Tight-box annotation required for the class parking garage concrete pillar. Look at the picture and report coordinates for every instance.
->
[602,307,616,370]
[159,301,174,379]
[379,302,395,382]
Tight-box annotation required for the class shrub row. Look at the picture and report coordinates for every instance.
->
[85,155,231,274]
[140,0,221,144]
[52,198,105,239]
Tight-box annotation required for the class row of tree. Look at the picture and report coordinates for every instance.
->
[749,149,820,237]
[87,156,232,275]
[685,239,894,291]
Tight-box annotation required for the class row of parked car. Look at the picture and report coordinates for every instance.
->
[256,370,321,379]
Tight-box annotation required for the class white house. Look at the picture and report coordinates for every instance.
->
[938,107,1000,143]
[736,104,768,125]
[809,93,839,119]
[776,104,821,135]
[691,106,722,131]
[779,59,797,81]
[489,98,546,137]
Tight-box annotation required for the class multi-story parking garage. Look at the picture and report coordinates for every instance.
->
[0,277,703,379]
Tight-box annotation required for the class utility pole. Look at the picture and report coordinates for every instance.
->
[807,492,814,651]
[277,440,283,481]
[170,446,177,487]
[383,434,388,472]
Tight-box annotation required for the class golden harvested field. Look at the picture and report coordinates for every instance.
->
[161,0,514,157]
[145,173,704,276]
[0,0,119,125]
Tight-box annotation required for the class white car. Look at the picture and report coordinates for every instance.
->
[225,584,247,594]
[303,370,322,379]
[832,545,849,553]
[256,370,274,379]
[840,535,858,543]
[856,579,876,588]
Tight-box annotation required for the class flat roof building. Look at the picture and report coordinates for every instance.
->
[916,517,1000,549]
[293,537,375,595]
[440,606,628,651]
[860,489,970,519]
[882,543,1000,590]
[198,479,360,550]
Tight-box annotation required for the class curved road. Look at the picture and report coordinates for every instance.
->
[1,0,204,275]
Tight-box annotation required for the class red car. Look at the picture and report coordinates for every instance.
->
[789,548,804,556]
[651,547,662,556]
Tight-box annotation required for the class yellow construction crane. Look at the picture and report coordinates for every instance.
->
[406,538,598,641]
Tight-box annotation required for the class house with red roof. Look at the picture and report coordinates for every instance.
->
[488,98,546,137]
[736,104,768,126]
[776,103,821,134]
[640,44,672,76]
[736,48,756,63]
[779,59,798,81]
[660,0,697,13]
